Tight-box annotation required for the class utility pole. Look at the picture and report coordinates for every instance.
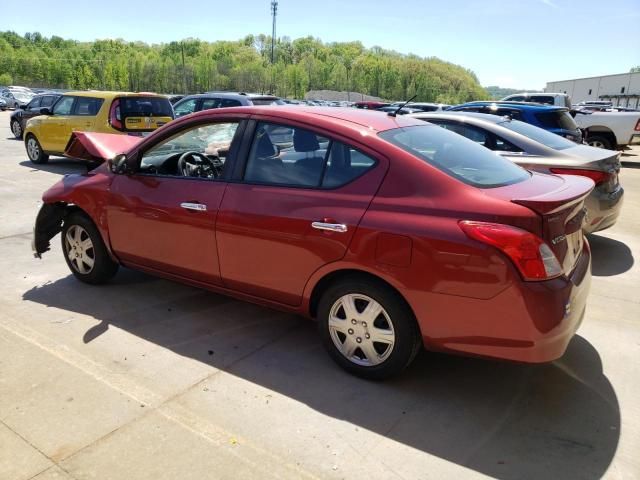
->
[270,1,278,64]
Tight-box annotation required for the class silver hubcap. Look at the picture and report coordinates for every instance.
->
[64,225,95,274]
[27,138,39,160]
[12,121,21,137]
[328,294,395,366]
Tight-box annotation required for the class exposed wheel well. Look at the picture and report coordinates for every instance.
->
[308,269,417,323]
[584,128,617,147]
[33,203,91,256]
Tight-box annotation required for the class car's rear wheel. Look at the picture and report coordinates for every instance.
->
[61,212,119,284]
[586,135,613,150]
[25,134,49,164]
[11,119,23,139]
[317,276,421,380]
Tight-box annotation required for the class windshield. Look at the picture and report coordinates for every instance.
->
[498,119,576,151]
[379,125,530,188]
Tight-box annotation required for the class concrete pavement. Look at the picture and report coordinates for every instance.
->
[0,110,639,479]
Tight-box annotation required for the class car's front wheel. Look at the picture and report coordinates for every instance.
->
[61,212,119,284]
[317,276,422,380]
[11,119,23,139]
[25,134,49,164]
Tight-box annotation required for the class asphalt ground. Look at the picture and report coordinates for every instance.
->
[1,110,639,480]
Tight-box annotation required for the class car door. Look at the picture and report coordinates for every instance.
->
[22,96,42,126]
[106,119,244,285]
[39,96,76,152]
[215,119,386,306]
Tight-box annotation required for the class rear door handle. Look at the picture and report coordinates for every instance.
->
[180,202,207,212]
[311,222,348,233]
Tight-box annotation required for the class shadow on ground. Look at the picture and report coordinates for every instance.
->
[19,159,90,175]
[22,268,620,480]
[588,233,634,276]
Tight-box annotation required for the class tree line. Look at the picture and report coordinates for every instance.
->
[0,31,489,103]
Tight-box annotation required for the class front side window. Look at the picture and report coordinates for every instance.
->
[244,122,376,188]
[219,99,242,108]
[73,97,104,116]
[379,125,530,188]
[27,97,42,110]
[53,96,74,115]
[173,98,197,118]
[201,98,221,110]
[139,122,239,179]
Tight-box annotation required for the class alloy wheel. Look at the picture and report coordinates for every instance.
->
[328,294,395,366]
[11,121,22,138]
[64,225,95,274]
[26,137,40,160]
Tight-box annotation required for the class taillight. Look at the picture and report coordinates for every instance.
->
[634,119,640,132]
[550,168,610,186]
[459,221,563,281]
[109,99,123,131]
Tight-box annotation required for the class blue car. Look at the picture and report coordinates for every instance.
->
[447,101,583,143]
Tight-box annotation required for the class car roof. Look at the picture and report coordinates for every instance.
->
[186,105,425,133]
[454,101,567,111]
[61,91,168,99]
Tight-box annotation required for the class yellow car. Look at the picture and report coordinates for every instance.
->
[24,91,174,164]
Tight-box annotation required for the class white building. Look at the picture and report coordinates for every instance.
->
[545,72,640,108]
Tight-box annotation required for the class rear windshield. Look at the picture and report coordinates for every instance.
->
[498,119,576,151]
[119,97,174,117]
[535,110,577,131]
[250,97,285,106]
[528,96,555,105]
[379,125,530,188]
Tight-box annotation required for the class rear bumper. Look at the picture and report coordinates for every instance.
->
[417,241,592,363]
[583,186,624,233]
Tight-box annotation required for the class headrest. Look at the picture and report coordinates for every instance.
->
[255,129,276,158]
[293,129,320,152]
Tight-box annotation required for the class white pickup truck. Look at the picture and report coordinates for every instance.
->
[574,111,640,150]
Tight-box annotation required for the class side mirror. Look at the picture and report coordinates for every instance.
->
[39,107,52,115]
[108,154,129,174]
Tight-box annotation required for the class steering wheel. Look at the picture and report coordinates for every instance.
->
[177,151,217,178]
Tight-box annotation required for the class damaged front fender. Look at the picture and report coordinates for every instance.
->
[32,203,67,258]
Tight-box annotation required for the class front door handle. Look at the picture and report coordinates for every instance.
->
[180,202,207,212]
[311,222,348,233]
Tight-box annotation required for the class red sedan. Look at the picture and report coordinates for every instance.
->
[33,107,593,379]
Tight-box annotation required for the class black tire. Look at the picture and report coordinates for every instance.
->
[11,119,23,139]
[61,211,119,284]
[586,134,613,150]
[317,276,422,380]
[25,134,49,164]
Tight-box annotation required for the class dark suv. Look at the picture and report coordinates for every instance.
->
[9,93,61,139]
[173,92,284,118]
[447,101,583,143]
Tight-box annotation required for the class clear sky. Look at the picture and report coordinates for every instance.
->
[3,0,639,89]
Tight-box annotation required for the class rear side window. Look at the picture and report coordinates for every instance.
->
[41,95,57,107]
[379,125,530,188]
[535,111,577,130]
[243,122,375,188]
[201,98,221,110]
[73,97,104,116]
[119,97,173,117]
[219,99,242,107]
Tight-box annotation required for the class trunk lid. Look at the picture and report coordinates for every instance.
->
[561,145,621,193]
[486,172,594,275]
[64,132,143,163]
